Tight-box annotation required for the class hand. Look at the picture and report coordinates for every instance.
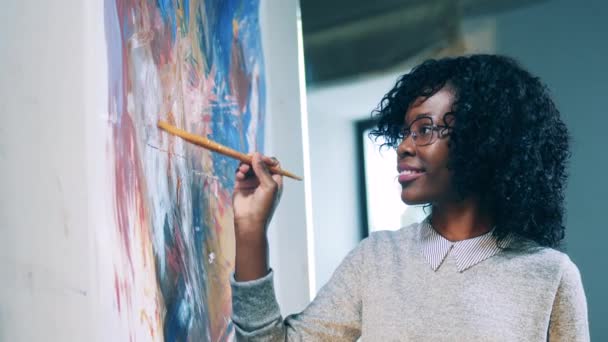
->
[232,152,283,238]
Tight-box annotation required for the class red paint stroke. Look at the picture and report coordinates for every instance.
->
[114,271,122,313]
[113,112,148,276]
[229,20,252,114]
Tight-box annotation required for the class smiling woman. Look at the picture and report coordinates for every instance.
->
[394,88,456,206]
[229,54,589,341]
[371,55,570,245]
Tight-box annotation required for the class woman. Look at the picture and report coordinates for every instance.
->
[230,55,589,341]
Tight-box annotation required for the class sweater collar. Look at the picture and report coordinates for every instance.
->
[419,217,513,272]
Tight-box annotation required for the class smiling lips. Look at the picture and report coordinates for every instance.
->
[398,165,426,183]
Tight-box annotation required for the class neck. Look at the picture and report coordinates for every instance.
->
[430,197,494,242]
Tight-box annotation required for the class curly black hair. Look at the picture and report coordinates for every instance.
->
[370,54,570,248]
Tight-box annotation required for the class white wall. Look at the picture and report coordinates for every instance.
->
[0,0,311,339]
[260,0,313,314]
[0,1,95,341]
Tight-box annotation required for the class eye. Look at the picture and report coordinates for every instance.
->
[418,125,434,136]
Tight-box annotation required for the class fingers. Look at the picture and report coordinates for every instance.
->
[251,153,277,189]
[234,177,259,193]
[267,157,283,192]
[234,153,283,191]
[262,155,279,167]
[234,160,256,190]
[235,163,253,180]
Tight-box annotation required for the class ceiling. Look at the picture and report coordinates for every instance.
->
[300,0,546,85]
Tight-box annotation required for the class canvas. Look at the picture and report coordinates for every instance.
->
[104,0,265,340]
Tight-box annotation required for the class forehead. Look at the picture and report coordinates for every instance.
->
[404,88,455,124]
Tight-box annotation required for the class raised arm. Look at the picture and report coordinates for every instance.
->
[232,152,281,282]
[231,153,364,341]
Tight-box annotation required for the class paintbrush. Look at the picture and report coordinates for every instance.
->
[157,120,303,181]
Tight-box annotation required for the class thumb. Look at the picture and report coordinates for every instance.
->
[251,152,277,189]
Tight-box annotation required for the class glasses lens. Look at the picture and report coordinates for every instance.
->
[411,117,435,146]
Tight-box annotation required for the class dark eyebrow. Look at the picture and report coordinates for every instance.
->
[404,113,433,127]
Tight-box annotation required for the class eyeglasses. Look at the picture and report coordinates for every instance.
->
[398,116,452,147]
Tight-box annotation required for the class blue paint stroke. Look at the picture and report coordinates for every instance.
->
[157,0,178,43]
[178,0,190,36]
[163,277,193,342]
[201,0,265,190]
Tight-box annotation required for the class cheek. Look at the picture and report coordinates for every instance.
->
[424,144,452,190]
[426,167,453,192]
[400,143,453,204]
[400,169,453,205]
[420,142,450,172]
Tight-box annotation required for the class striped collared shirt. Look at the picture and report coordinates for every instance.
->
[419,218,514,272]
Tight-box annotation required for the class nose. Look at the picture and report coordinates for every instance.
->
[397,134,416,159]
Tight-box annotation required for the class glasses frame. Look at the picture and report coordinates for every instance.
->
[398,115,452,147]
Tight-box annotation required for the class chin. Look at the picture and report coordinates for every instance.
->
[400,189,429,205]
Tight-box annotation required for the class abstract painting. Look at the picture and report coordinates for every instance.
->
[104,0,265,340]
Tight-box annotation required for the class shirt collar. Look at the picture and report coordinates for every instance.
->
[419,217,513,272]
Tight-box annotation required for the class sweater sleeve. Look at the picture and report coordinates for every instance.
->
[547,256,590,342]
[230,238,367,341]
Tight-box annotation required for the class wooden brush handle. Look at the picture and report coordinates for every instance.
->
[157,120,302,181]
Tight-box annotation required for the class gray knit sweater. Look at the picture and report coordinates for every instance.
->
[231,222,589,341]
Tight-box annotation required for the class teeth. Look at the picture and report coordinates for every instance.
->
[400,170,421,175]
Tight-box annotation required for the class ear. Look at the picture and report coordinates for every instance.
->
[442,111,456,127]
